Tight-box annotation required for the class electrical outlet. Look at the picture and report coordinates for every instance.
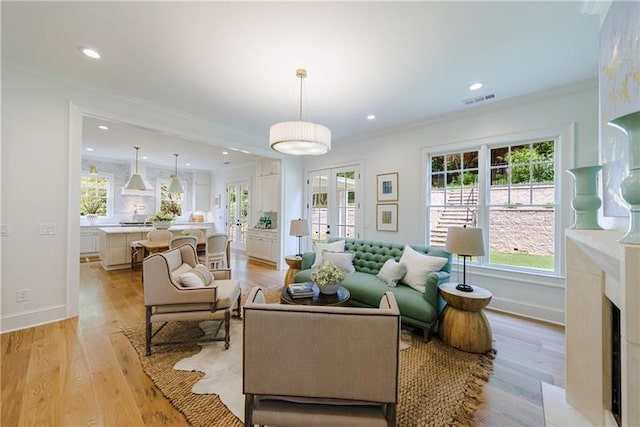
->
[0,224,8,236]
[16,289,29,302]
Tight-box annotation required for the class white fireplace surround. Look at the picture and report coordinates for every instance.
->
[550,230,640,426]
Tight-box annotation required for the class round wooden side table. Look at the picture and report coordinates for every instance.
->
[438,282,493,354]
[284,255,302,286]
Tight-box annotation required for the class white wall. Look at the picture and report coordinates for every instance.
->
[0,64,281,332]
[303,80,599,324]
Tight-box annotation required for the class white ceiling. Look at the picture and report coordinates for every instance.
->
[2,1,599,168]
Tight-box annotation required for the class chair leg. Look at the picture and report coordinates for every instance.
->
[235,294,242,319]
[145,306,152,356]
[224,310,231,349]
[386,403,397,427]
[244,394,254,427]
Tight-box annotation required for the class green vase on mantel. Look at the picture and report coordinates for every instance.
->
[567,165,603,230]
[610,110,640,244]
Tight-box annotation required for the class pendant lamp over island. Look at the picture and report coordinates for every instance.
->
[124,146,147,191]
[169,153,184,194]
[269,68,331,156]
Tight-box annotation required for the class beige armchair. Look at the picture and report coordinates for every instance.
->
[143,244,241,356]
[243,288,400,427]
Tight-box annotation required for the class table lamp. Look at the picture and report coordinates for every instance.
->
[444,225,485,292]
[289,219,309,256]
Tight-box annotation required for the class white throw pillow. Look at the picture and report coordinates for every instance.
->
[180,272,206,288]
[311,240,346,268]
[322,250,355,273]
[178,264,214,288]
[376,259,407,287]
[171,263,194,284]
[399,245,447,293]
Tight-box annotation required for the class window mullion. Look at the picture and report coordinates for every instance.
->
[478,144,489,268]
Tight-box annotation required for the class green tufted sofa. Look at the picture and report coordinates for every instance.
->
[294,237,451,339]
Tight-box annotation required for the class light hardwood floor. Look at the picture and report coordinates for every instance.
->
[1,252,565,426]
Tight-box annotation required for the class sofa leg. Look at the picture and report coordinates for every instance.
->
[422,328,432,342]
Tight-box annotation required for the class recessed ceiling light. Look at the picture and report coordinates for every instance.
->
[98,125,109,130]
[223,161,231,165]
[469,82,483,91]
[142,156,148,160]
[86,147,94,152]
[240,150,251,154]
[367,114,376,120]
[222,151,229,155]
[79,47,101,59]
[186,163,191,167]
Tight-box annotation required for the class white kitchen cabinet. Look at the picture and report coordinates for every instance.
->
[80,227,100,255]
[257,158,280,176]
[99,230,145,270]
[256,174,280,213]
[246,229,278,265]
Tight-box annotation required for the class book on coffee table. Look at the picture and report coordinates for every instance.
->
[288,283,314,298]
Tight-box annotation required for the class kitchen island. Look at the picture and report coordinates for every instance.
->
[98,224,210,270]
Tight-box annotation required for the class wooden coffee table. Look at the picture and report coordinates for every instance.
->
[280,282,351,307]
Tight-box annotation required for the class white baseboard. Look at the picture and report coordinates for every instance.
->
[0,304,67,333]
[489,296,565,325]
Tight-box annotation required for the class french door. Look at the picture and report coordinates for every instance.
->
[307,165,362,244]
[227,180,250,251]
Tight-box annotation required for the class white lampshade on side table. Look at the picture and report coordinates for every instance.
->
[289,219,309,256]
[444,225,485,292]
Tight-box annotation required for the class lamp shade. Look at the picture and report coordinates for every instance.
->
[270,121,331,156]
[168,176,184,194]
[289,219,309,237]
[445,226,485,257]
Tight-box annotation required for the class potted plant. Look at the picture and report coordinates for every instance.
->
[81,197,104,225]
[147,211,175,229]
[310,261,347,295]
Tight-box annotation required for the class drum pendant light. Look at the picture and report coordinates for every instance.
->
[269,69,331,155]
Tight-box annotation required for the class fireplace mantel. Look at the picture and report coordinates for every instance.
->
[554,229,640,427]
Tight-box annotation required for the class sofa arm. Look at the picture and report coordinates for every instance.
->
[211,268,232,280]
[423,270,450,307]
[300,252,315,270]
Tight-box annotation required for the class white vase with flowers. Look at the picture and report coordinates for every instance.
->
[310,261,346,295]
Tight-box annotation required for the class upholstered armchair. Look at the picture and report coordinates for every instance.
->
[143,244,241,356]
[243,288,400,427]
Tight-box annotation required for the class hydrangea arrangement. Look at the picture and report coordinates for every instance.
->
[147,211,175,222]
[310,261,346,287]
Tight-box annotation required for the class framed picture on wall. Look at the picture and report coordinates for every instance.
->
[377,172,399,202]
[213,193,221,209]
[376,204,398,232]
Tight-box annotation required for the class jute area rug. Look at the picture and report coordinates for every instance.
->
[122,290,495,427]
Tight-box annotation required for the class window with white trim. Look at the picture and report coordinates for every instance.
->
[80,173,111,217]
[427,138,557,272]
[157,180,183,217]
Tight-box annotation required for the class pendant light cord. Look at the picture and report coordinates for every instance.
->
[299,74,303,121]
